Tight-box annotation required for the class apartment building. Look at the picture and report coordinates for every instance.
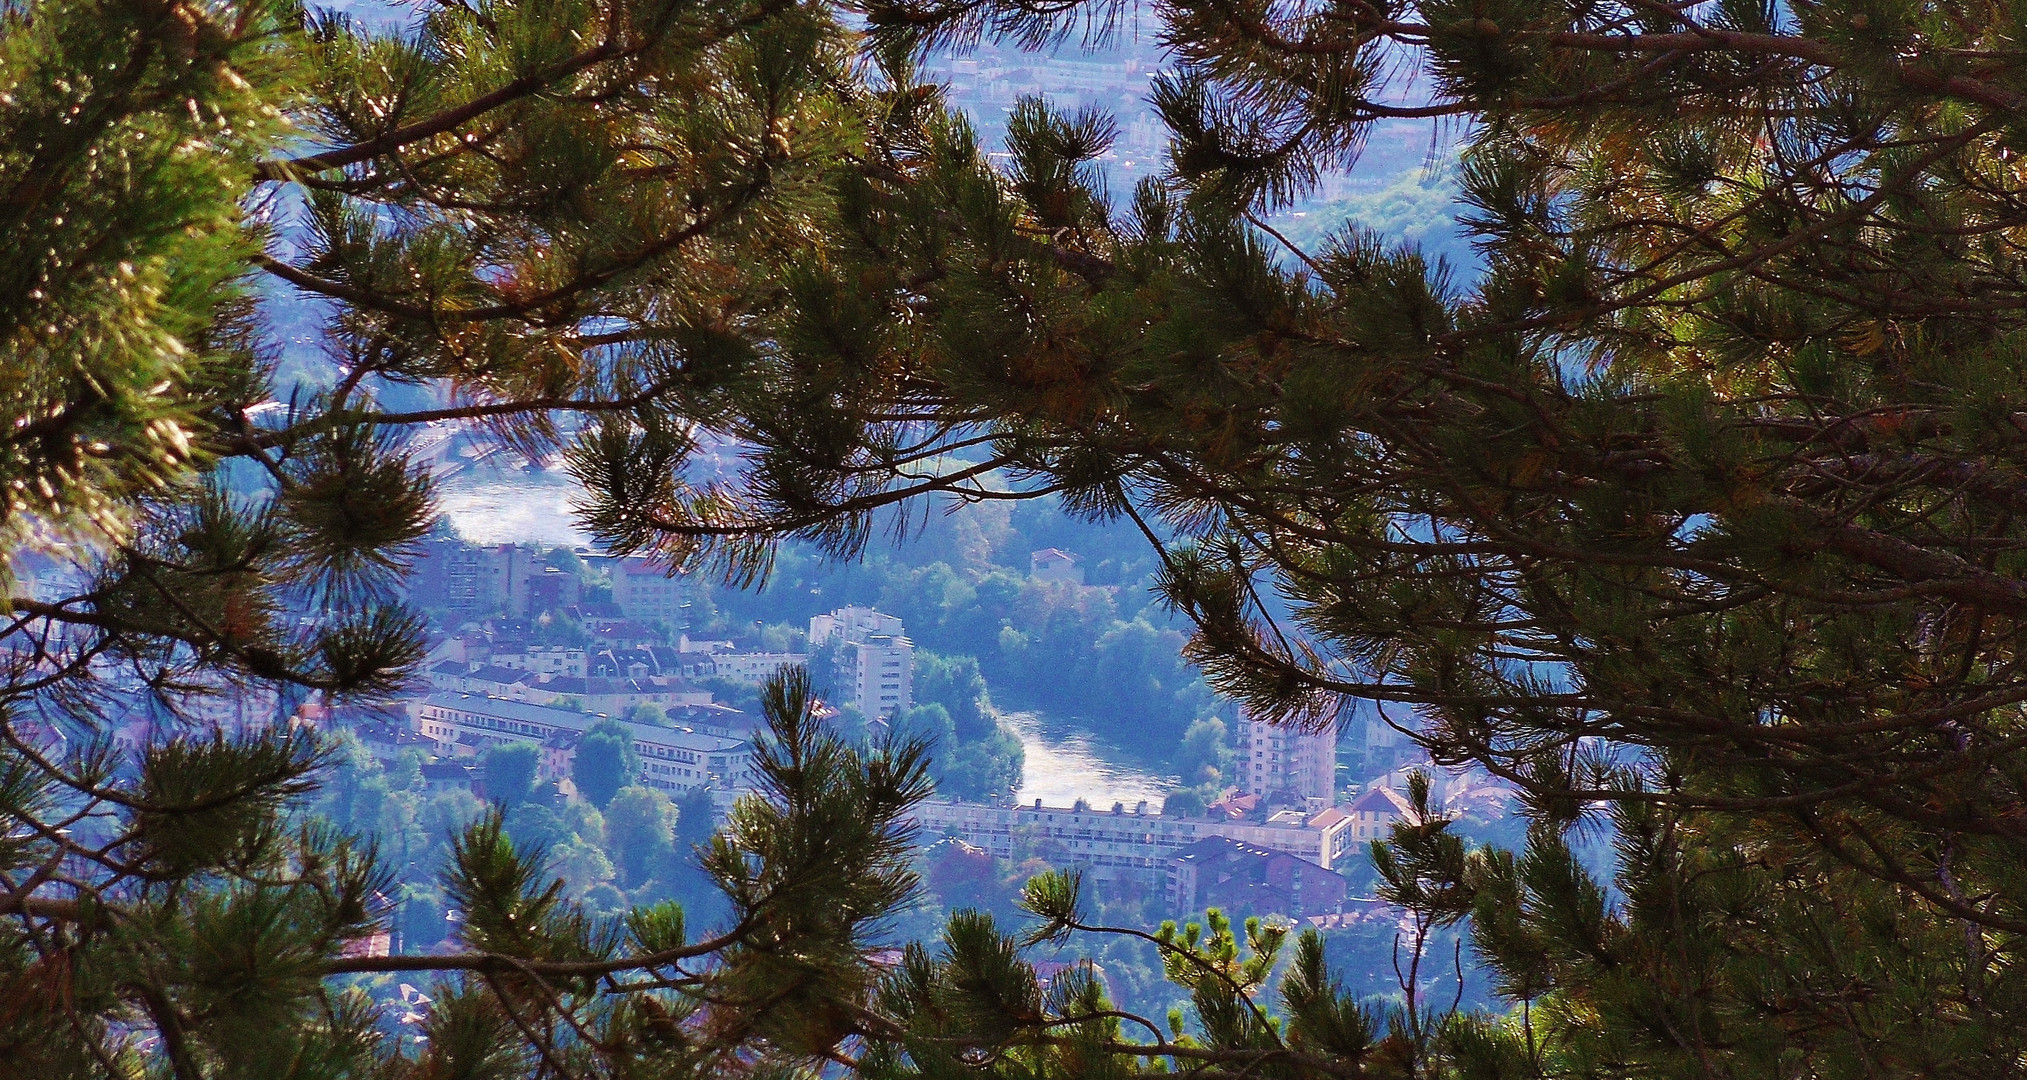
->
[910,798,1357,889]
[669,636,809,684]
[1215,806,1356,869]
[707,651,810,683]
[1168,837,1348,918]
[610,557,688,623]
[409,537,527,614]
[910,800,1193,886]
[810,607,913,719]
[491,645,587,676]
[808,606,904,646]
[409,540,596,617]
[410,692,752,795]
[840,634,912,719]
[1238,710,1338,804]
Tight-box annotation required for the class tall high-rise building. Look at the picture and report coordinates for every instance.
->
[810,607,912,719]
[1237,709,1337,804]
[409,537,528,614]
[842,633,913,720]
[611,557,688,624]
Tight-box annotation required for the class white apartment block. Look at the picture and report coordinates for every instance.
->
[490,645,588,676]
[808,605,904,646]
[1239,711,1338,803]
[707,651,810,683]
[810,607,913,719]
[842,634,912,719]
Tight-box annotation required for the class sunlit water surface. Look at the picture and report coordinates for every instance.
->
[1000,710,1173,808]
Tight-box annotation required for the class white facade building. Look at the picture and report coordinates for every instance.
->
[708,651,810,683]
[411,692,752,795]
[490,645,588,676]
[810,607,913,719]
[842,634,912,719]
[808,606,904,647]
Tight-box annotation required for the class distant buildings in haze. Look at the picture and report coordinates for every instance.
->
[611,556,687,622]
[406,535,691,625]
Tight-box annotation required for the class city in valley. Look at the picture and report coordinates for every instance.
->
[21,520,1517,966]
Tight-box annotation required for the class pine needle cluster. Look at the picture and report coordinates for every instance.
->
[576,0,2027,1070]
[17,0,2027,1074]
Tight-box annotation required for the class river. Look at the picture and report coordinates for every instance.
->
[439,467,591,547]
[999,709,1173,809]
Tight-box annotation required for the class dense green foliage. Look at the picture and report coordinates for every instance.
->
[318,732,727,932]
[480,740,541,808]
[1273,169,1471,274]
[0,0,292,577]
[697,503,1222,759]
[570,718,642,810]
[1173,716,1235,786]
[602,784,679,889]
[892,700,1024,800]
[0,0,949,1075]
[588,0,2027,1070]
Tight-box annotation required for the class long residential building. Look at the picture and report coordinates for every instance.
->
[427,664,712,715]
[908,799,1356,888]
[411,692,752,794]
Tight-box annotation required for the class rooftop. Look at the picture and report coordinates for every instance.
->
[1348,786,1416,817]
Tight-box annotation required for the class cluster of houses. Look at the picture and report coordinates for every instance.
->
[346,602,925,807]
[420,606,913,719]
[404,538,687,624]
